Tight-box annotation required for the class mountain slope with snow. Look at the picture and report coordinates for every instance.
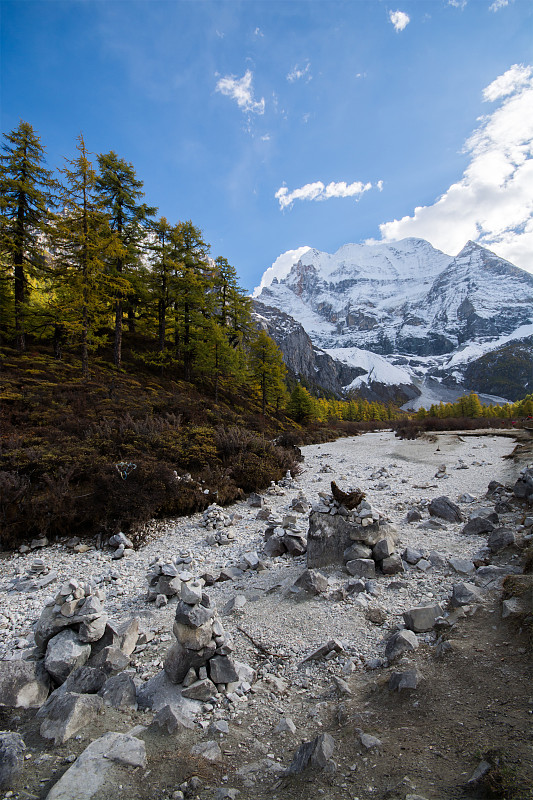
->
[255,238,533,402]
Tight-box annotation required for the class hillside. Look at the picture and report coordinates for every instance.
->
[0,343,301,549]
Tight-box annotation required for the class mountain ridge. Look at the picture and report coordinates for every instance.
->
[254,238,533,404]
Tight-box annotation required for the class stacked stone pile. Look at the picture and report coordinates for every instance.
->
[200,503,241,545]
[263,513,308,557]
[107,532,134,560]
[145,555,194,601]
[0,577,141,746]
[306,485,402,576]
[8,558,58,593]
[163,584,254,702]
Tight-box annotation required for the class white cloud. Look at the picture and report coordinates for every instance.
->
[389,10,410,31]
[448,0,467,9]
[287,62,312,83]
[377,64,533,273]
[254,27,264,37]
[252,246,311,297]
[275,179,377,210]
[215,69,265,115]
[489,0,509,11]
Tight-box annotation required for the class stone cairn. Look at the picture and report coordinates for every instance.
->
[306,482,403,577]
[260,492,310,558]
[200,503,240,546]
[163,580,245,701]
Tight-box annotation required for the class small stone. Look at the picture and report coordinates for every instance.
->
[360,732,382,750]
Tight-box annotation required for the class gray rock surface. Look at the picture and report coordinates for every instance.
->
[0,660,50,708]
[45,732,146,800]
[287,732,335,774]
[0,731,26,788]
[39,692,104,745]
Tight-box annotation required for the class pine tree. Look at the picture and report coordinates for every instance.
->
[148,216,176,353]
[0,120,55,350]
[248,329,287,414]
[50,135,127,378]
[96,151,156,368]
[287,383,315,423]
[172,221,212,380]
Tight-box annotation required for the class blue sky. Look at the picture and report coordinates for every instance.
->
[2,0,532,291]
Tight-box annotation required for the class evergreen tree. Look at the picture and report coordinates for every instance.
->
[96,151,156,368]
[172,221,212,380]
[287,383,315,423]
[149,216,176,353]
[0,120,55,350]
[50,135,127,378]
[248,329,287,414]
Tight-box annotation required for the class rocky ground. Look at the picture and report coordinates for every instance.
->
[1,430,532,800]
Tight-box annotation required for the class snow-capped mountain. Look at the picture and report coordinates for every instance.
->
[253,238,533,404]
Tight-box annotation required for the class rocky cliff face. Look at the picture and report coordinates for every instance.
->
[254,238,533,404]
[252,300,365,396]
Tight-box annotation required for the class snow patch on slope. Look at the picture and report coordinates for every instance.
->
[325,347,413,389]
[444,322,533,368]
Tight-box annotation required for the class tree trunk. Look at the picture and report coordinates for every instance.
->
[114,297,122,368]
[53,325,64,360]
[14,195,26,352]
[158,296,166,351]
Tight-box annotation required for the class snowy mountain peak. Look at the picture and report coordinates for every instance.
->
[255,237,533,404]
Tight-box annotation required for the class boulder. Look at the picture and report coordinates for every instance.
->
[88,646,130,675]
[428,496,462,523]
[487,528,516,552]
[173,620,214,650]
[208,655,239,684]
[307,511,355,567]
[60,666,107,696]
[287,732,335,774]
[389,668,421,691]
[174,601,214,629]
[381,555,404,575]
[450,582,484,608]
[372,536,395,561]
[514,466,533,502]
[0,731,25,788]
[343,542,372,561]
[91,618,139,657]
[462,517,495,536]
[164,641,196,685]
[45,732,146,800]
[39,692,104,745]
[136,670,202,719]
[181,678,218,701]
[180,580,204,605]
[152,704,195,732]
[345,558,376,579]
[99,673,137,709]
[385,630,418,662]
[293,569,329,595]
[448,557,475,575]
[403,604,443,633]
[45,629,92,685]
[0,660,50,708]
